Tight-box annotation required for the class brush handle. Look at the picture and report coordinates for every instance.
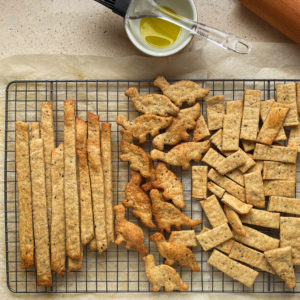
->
[94,0,131,17]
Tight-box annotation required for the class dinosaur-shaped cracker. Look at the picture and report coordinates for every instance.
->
[119,130,151,178]
[141,157,156,192]
[117,114,173,144]
[150,232,200,271]
[153,75,210,107]
[122,171,156,229]
[150,189,202,233]
[142,254,189,292]
[152,162,185,209]
[151,140,210,170]
[125,87,179,116]
[153,103,201,150]
[114,204,148,255]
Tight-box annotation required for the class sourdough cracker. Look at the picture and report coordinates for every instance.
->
[268,196,300,215]
[263,180,295,197]
[207,181,225,198]
[68,246,83,272]
[210,129,223,152]
[206,95,224,130]
[31,122,40,139]
[241,208,280,229]
[202,147,224,168]
[242,140,256,152]
[244,170,265,208]
[192,166,208,199]
[169,230,197,247]
[226,169,245,186]
[224,206,246,236]
[193,114,210,142]
[221,192,252,214]
[263,161,296,180]
[238,149,256,173]
[246,160,264,174]
[288,124,300,152]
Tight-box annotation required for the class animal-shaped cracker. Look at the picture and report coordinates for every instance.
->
[141,157,156,192]
[152,162,185,209]
[153,103,201,150]
[114,204,148,255]
[151,140,210,170]
[122,171,156,229]
[153,75,210,107]
[125,87,179,116]
[150,189,202,233]
[142,254,189,292]
[119,130,151,178]
[150,232,200,271]
[117,114,173,144]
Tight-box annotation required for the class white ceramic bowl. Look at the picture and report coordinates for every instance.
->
[125,0,197,57]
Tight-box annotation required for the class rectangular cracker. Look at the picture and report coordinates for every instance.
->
[15,121,34,269]
[229,242,275,274]
[263,161,296,180]
[253,143,297,163]
[233,225,280,252]
[288,124,300,152]
[68,246,83,271]
[200,195,227,227]
[50,143,65,276]
[31,122,40,139]
[64,100,81,260]
[87,112,107,254]
[206,95,224,130]
[244,170,265,208]
[224,206,245,236]
[193,114,210,141]
[210,129,223,152]
[30,138,52,286]
[101,122,114,245]
[208,249,259,288]
[208,168,245,202]
[169,230,197,247]
[240,89,261,141]
[207,181,225,198]
[238,148,256,173]
[41,101,55,229]
[221,192,252,214]
[276,82,298,126]
[241,208,280,229]
[263,180,295,197]
[242,140,256,152]
[192,166,208,199]
[297,82,300,114]
[222,100,243,151]
[257,103,289,145]
[196,223,233,251]
[268,196,300,215]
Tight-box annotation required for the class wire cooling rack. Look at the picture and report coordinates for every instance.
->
[4,79,300,293]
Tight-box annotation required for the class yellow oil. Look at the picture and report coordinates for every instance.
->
[140,7,181,48]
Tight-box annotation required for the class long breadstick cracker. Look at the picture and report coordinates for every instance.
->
[192,166,207,199]
[221,192,252,214]
[15,121,34,269]
[244,170,265,208]
[288,124,300,152]
[64,100,81,259]
[31,122,40,139]
[224,206,245,237]
[193,114,210,142]
[222,100,243,151]
[30,138,52,286]
[263,161,296,180]
[263,180,295,197]
[207,181,225,198]
[50,143,65,276]
[268,196,300,215]
[206,95,224,131]
[208,249,259,288]
[68,246,83,271]
[41,102,55,229]
[240,89,261,141]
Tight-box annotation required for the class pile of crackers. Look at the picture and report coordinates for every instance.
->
[15,100,113,286]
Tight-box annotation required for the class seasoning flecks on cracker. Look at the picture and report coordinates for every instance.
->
[244,170,265,208]
[193,114,210,142]
[221,192,252,214]
[169,230,197,247]
[268,196,300,215]
[224,205,246,237]
[207,181,225,198]
[263,180,295,197]
[192,166,208,199]
[263,161,296,180]
[206,95,225,131]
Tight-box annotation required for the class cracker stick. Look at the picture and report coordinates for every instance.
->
[200,195,227,227]
[233,225,279,252]
[240,89,261,141]
[169,230,197,247]
[210,129,223,152]
[15,121,34,269]
[244,170,265,208]
[206,95,224,130]
[297,82,300,114]
[222,100,243,151]
[238,148,256,173]
[264,180,295,197]
[253,143,297,164]
[193,115,210,142]
[242,140,256,152]
[68,246,83,271]
[224,206,245,237]
[288,124,300,152]
[87,112,107,254]
[192,166,207,199]
[31,122,40,139]
[30,138,52,286]
[208,169,245,202]
[41,102,55,229]
[208,250,259,288]
[268,196,300,215]
[50,143,65,276]
[207,181,225,198]
[101,122,114,245]
[276,82,298,126]
[221,192,252,214]
[64,100,81,259]
[241,208,280,229]
[263,161,296,180]
[196,223,233,251]
[257,103,289,145]
[229,242,275,274]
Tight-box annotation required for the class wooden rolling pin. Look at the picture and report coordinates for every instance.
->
[239,0,300,45]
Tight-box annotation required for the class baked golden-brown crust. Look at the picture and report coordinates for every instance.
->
[31,122,40,139]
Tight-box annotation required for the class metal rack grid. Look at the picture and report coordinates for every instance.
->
[4,79,300,293]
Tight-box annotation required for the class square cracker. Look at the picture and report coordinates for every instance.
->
[222,100,243,151]
[169,230,197,247]
[221,192,252,214]
[208,249,259,288]
[200,195,227,228]
[263,180,295,197]
[288,123,300,152]
[263,161,296,180]
[240,89,261,141]
[192,166,207,199]
[206,95,224,131]
[193,114,210,142]
[207,181,225,198]
[240,208,280,229]
[244,170,265,208]
[229,241,274,274]
[224,206,246,237]
[268,196,300,215]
